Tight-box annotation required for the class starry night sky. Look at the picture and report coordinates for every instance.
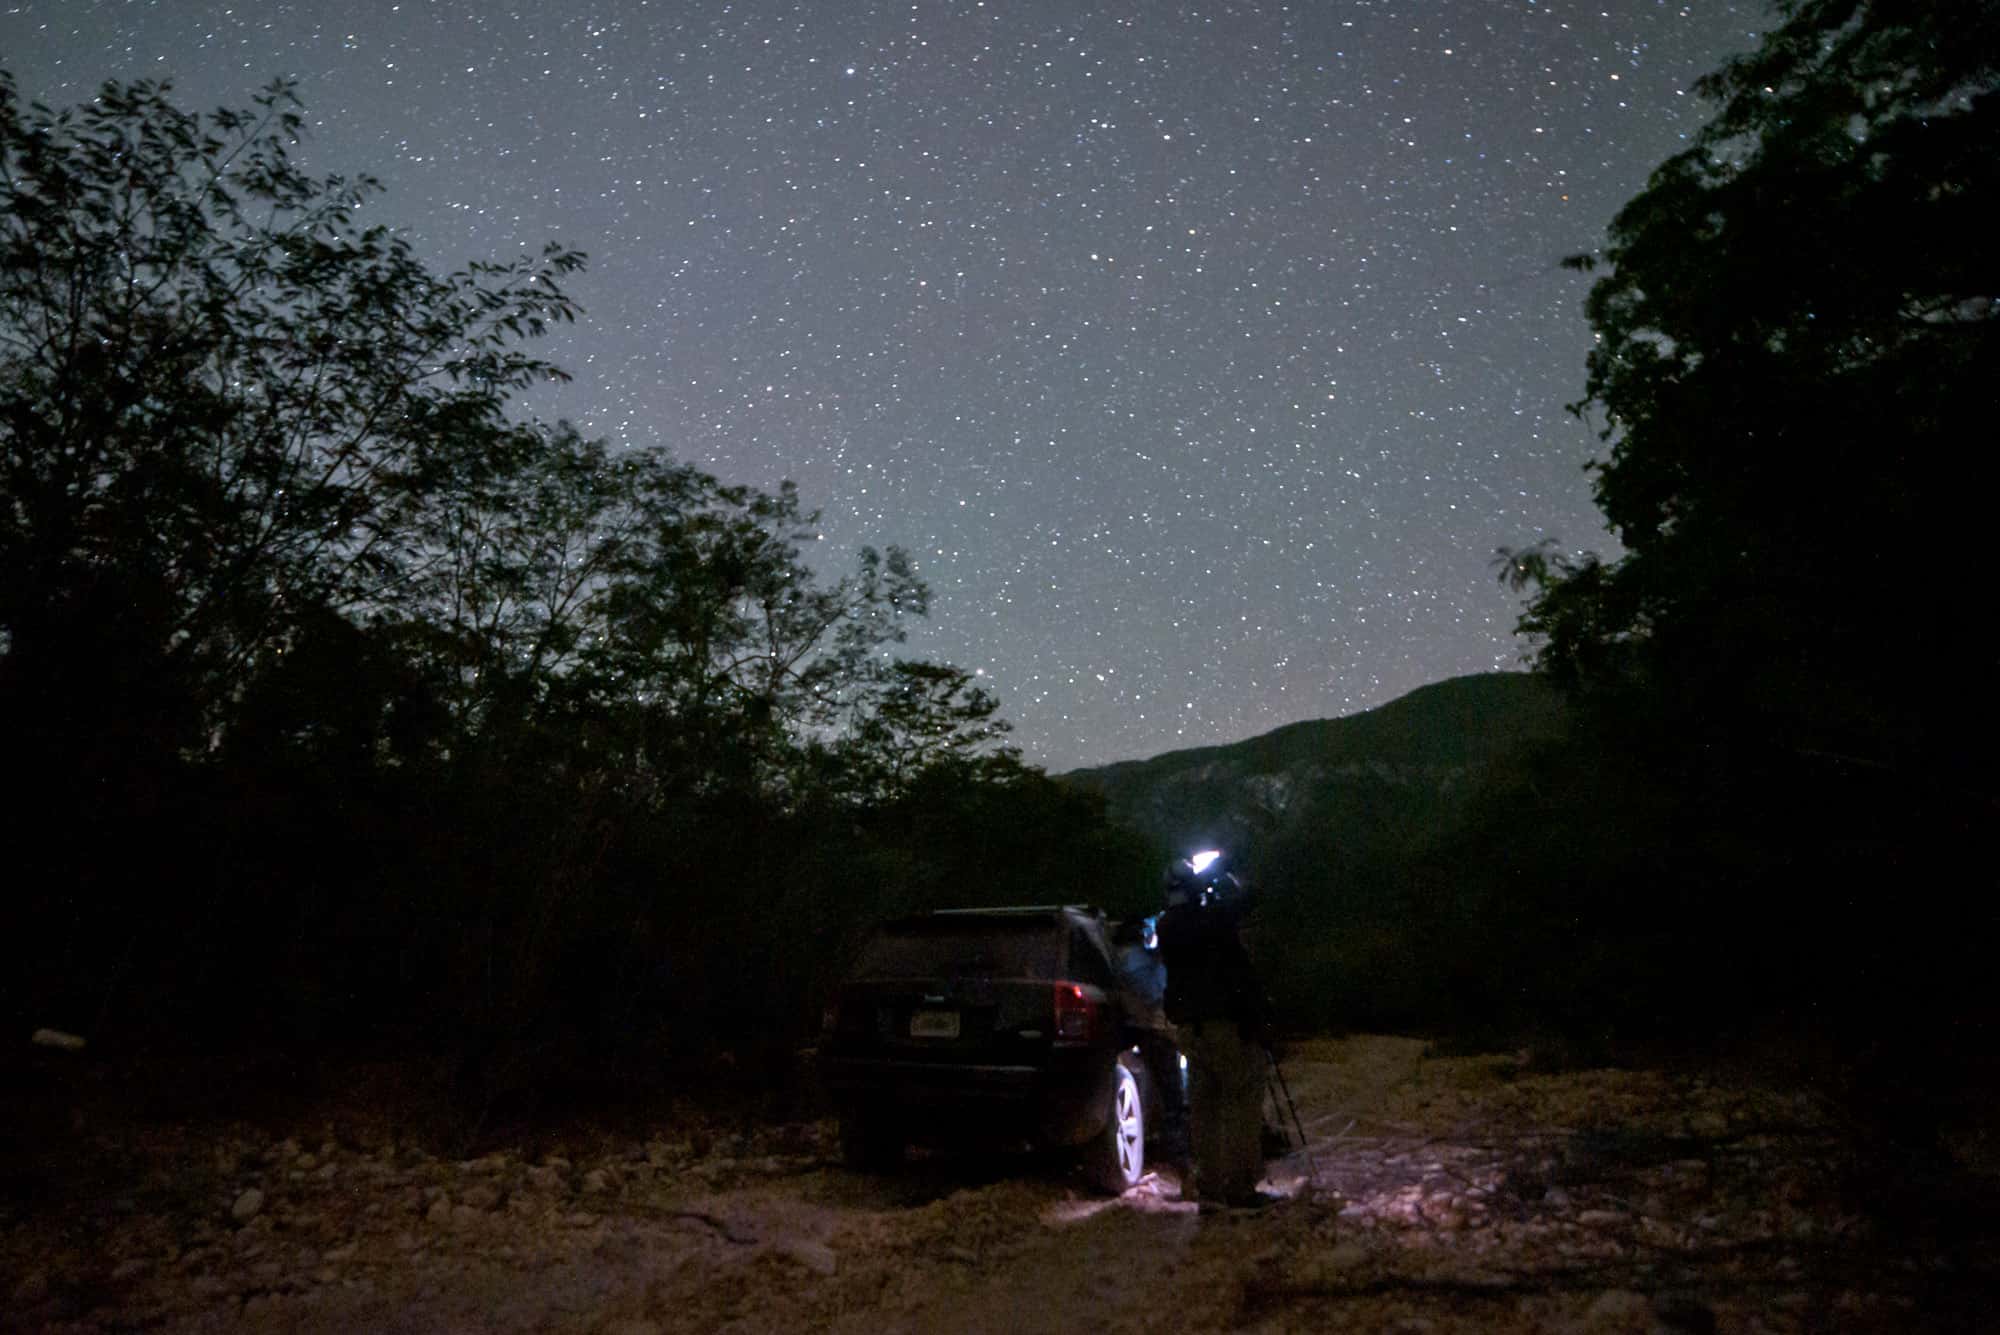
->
[4,1,1758,772]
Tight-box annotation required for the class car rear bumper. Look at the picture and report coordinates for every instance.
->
[819,1052,1112,1147]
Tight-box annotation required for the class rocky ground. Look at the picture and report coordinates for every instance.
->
[5,1035,1996,1333]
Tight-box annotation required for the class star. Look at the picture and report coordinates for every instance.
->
[0,0,1757,770]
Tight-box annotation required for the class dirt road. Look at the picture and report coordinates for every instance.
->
[6,1036,1993,1332]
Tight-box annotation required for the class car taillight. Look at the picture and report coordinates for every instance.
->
[1053,982,1095,1041]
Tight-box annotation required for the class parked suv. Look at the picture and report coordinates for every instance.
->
[819,905,1185,1193]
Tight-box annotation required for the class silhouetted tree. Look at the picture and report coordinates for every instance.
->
[1512,1,1998,776]
[0,74,1146,1095]
[0,75,583,766]
[0,73,584,1032]
[1489,4,1999,1038]
[833,659,1019,802]
[577,475,926,801]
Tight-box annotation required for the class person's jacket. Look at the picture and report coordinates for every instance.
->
[1155,893,1268,1033]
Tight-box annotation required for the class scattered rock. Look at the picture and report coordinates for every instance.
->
[12,1271,51,1306]
[13,1036,1990,1334]
[1419,1196,1468,1230]
[1686,1111,1730,1138]
[1562,1288,1652,1333]
[771,1238,837,1276]
[459,1182,503,1212]
[1323,1242,1371,1270]
[772,1123,818,1156]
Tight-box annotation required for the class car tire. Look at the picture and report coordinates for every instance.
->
[839,1108,903,1172]
[1083,1056,1146,1194]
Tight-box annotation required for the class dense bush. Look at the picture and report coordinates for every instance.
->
[0,74,1133,1105]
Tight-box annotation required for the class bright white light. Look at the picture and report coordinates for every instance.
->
[1189,850,1222,875]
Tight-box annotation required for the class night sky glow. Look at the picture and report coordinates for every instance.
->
[4,1,1757,772]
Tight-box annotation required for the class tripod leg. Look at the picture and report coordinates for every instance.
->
[1266,1050,1318,1181]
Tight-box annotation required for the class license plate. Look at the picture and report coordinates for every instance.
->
[909,1010,960,1039]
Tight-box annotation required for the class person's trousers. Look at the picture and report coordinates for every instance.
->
[1181,1019,1264,1204]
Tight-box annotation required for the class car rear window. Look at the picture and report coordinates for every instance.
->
[853,917,1065,980]
[1067,926,1115,988]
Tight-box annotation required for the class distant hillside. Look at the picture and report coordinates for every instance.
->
[1059,672,1568,869]
[1062,670,1990,1043]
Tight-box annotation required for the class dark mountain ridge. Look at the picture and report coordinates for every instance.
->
[1059,671,1568,869]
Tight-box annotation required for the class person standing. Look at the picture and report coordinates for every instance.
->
[1154,851,1278,1211]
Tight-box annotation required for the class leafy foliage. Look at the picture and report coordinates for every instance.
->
[1483,4,1999,1043]
[1512,1,1999,772]
[0,76,1091,1087]
[0,75,584,761]
[833,659,1019,802]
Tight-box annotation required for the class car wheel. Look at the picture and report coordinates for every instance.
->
[839,1108,903,1172]
[1083,1056,1146,1194]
